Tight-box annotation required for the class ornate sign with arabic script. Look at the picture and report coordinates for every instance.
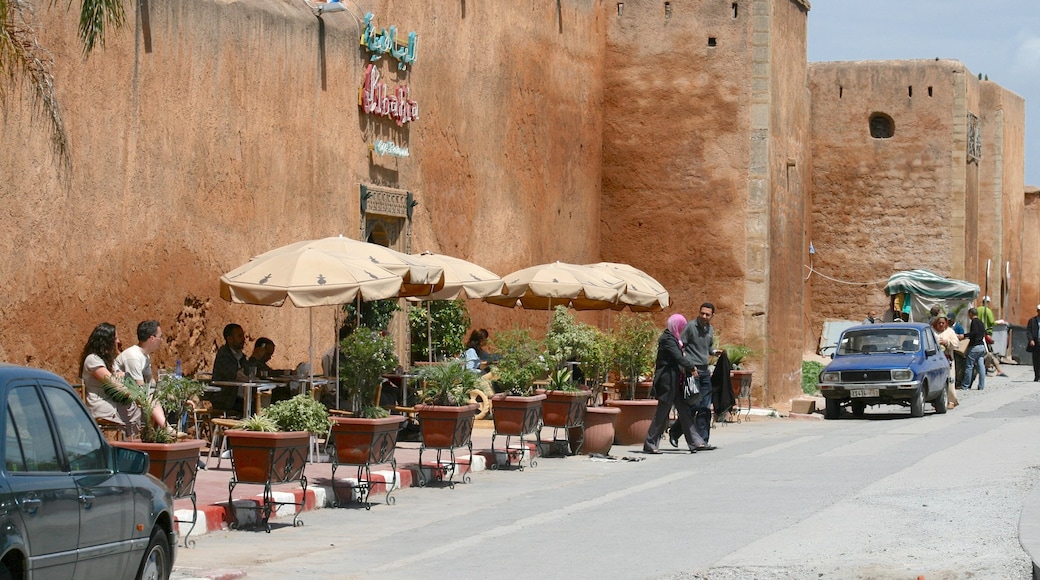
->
[361,12,418,70]
[359,64,418,126]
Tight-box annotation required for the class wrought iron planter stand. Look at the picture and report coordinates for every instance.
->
[415,404,478,488]
[537,389,590,456]
[490,393,546,471]
[328,416,406,509]
[225,431,309,532]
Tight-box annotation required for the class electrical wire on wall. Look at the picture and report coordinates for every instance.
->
[803,242,889,286]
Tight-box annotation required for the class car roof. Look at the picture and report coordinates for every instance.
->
[0,363,69,388]
[843,322,930,332]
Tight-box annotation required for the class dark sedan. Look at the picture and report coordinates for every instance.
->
[0,363,176,579]
[817,323,950,419]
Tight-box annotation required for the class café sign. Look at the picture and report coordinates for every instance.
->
[359,64,418,126]
[361,12,417,70]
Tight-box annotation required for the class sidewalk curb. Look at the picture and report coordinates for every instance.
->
[175,441,538,539]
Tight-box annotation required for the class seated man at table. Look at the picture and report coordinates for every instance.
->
[246,337,292,403]
[210,323,247,413]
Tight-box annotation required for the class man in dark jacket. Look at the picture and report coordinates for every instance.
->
[1027,305,1040,382]
[667,302,722,449]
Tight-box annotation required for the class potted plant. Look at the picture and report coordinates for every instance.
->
[409,299,471,364]
[328,327,407,507]
[413,360,481,487]
[604,314,659,446]
[722,342,758,420]
[488,328,547,470]
[223,395,325,529]
[531,368,586,454]
[112,374,208,546]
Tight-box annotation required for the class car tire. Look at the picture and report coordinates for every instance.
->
[824,398,841,420]
[850,400,866,416]
[933,385,948,414]
[910,386,925,418]
[136,527,171,580]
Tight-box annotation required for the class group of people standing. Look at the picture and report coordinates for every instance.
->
[643,302,722,455]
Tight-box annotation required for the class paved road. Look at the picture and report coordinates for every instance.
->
[173,364,1040,579]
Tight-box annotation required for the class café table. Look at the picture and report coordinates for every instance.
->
[209,380,278,417]
[268,375,334,399]
[381,373,419,407]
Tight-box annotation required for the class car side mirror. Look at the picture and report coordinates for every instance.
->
[830,352,835,360]
[113,446,150,475]
[926,349,937,357]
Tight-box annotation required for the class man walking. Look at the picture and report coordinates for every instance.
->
[1027,305,1040,382]
[961,308,988,390]
[668,302,721,449]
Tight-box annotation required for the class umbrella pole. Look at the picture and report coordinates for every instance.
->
[334,307,340,410]
[428,302,433,363]
[309,309,315,389]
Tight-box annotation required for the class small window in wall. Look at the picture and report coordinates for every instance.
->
[708,37,717,47]
[839,86,843,98]
[664,2,671,19]
[927,86,933,97]
[617,2,623,16]
[908,86,913,98]
[869,113,895,139]
[732,3,738,17]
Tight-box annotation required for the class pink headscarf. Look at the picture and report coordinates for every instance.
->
[666,314,687,348]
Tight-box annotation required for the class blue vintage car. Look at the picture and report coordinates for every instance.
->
[0,363,176,579]
[817,322,950,419]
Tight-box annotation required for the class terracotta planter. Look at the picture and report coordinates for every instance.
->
[328,416,406,508]
[113,438,206,547]
[415,404,478,487]
[581,406,620,455]
[113,439,205,499]
[605,399,659,445]
[613,380,653,400]
[224,430,310,530]
[490,393,546,436]
[730,369,753,398]
[536,389,590,429]
[490,393,546,470]
[415,404,478,449]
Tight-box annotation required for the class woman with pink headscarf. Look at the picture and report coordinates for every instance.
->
[643,314,705,454]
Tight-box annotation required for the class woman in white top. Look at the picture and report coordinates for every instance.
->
[80,322,142,438]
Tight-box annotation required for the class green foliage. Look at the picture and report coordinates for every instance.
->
[490,328,546,396]
[802,360,824,395]
[342,299,401,333]
[409,300,471,362]
[338,328,399,414]
[236,414,279,432]
[263,394,333,435]
[722,343,758,369]
[415,360,480,405]
[547,367,580,392]
[610,314,658,399]
[121,375,206,443]
[544,306,605,383]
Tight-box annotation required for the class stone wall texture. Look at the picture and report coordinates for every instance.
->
[0,0,608,378]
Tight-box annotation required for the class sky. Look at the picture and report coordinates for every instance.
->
[807,1,1040,186]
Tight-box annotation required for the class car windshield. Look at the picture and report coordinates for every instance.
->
[837,329,920,355]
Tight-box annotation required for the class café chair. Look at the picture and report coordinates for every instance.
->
[206,417,243,469]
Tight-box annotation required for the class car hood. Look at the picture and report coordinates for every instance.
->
[825,353,916,371]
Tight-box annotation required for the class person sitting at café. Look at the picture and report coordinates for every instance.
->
[245,337,292,403]
[464,330,488,374]
[210,323,247,413]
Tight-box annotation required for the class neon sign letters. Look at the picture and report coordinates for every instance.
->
[361,12,418,70]
[373,140,409,157]
[359,64,418,126]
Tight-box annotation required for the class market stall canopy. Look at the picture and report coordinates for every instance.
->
[584,262,669,312]
[408,252,504,301]
[883,269,980,324]
[252,235,444,297]
[484,261,626,311]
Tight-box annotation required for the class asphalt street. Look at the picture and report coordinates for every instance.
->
[172,363,1040,580]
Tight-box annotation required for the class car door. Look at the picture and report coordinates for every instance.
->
[3,381,79,579]
[40,382,134,579]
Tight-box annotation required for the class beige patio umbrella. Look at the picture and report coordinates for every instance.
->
[584,262,669,312]
[219,246,405,410]
[484,261,626,312]
[253,235,445,298]
[408,251,505,362]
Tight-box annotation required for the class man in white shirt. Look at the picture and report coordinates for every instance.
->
[115,320,172,433]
